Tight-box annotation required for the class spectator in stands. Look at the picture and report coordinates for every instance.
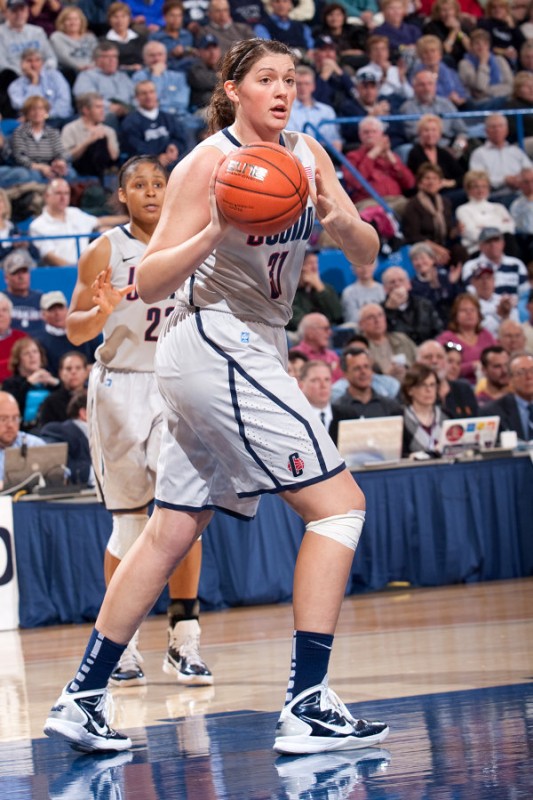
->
[149,1,196,72]
[399,70,469,153]
[521,288,533,351]
[0,0,57,117]
[342,116,414,214]
[121,81,186,169]
[2,337,59,430]
[254,0,314,51]
[308,35,359,121]
[478,0,526,67]
[401,363,447,457]
[422,0,471,67]
[511,167,533,262]
[417,338,479,417]
[352,68,392,118]
[498,317,528,356]
[410,243,463,328]
[291,312,343,381]
[373,0,419,63]
[126,0,166,33]
[436,293,497,383]
[469,114,533,204]
[288,249,343,334]
[298,360,334,431]
[0,193,39,266]
[0,127,37,188]
[0,390,45,482]
[401,164,456,266]
[462,226,529,301]
[37,350,89,424]
[505,72,533,157]
[0,292,27,381]
[407,115,467,209]
[357,302,417,380]
[287,65,342,151]
[2,250,44,335]
[29,179,126,267]
[443,338,462,380]
[200,0,253,56]
[72,42,135,126]
[50,6,98,85]
[7,47,74,124]
[28,0,61,37]
[228,0,265,26]
[330,331,401,401]
[341,259,385,325]
[458,29,514,107]
[456,170,516,255]
[475,344,511,404]
[314,4,368,72]
[34,292,101,376]
[329,346,403,444]
[483,352,533,441]
[187,34,221,112]
[287,349,308,379]
[40,388,93,484]
[105,2,147,74]
[382,265,444,345]
[11,96,72,184]
[467,262,520,336]
[61,92,120,181]
[362,34,414,103]
[413,35,469,108]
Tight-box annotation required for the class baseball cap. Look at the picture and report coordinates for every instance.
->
[479,227,503,243]
[355,68,378,84]
[41,290,67,310]
[315,35,337,50]
[471,263,494,279]
[198,34,219,48]
[3,250,35,274]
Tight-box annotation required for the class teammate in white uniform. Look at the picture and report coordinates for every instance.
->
[60,156,212,688]
[45,40,389,756]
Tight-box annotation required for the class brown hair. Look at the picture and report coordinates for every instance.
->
[22,95,50,116]
[401,363,439,404]
[207,38,295,134]
[431,0,460,20]
[55,5,88,34]
[416,162,443,182]
[448,293,483,334]
[107,2,131,22]
[8,337,47,375]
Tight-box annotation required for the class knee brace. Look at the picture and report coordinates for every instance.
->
[305,510,365,552]
[107,514,148,560]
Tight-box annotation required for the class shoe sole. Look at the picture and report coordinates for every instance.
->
[272,725,389,755]
[162,658,214,686]
[43,718,132,753]
[108,675,147,688]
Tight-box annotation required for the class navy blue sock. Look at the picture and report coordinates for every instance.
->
[285,630,334,705]
[66,628,126,693]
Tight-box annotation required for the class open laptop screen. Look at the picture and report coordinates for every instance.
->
[437,416,500,454]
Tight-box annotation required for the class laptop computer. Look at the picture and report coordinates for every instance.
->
[437,416,500,455]
[3,443,68,493]
[337,416,404,468]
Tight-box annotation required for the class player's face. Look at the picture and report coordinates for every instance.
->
[228,54,297,139]
[120,164,167,225]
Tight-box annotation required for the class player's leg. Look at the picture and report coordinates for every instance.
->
[164,539,213,685]
[43,506,212,753]
[273,468,389,755]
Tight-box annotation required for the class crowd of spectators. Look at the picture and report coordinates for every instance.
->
[0,0,533,473]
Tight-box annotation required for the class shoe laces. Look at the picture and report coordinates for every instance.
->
[322,685,356,725]
[170,627,205,668]
[93,689,115,727]
[117,640,143,672]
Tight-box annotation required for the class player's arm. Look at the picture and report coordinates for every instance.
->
[137,147,228,304]
[304,135,380,267]
[66,236,133,345]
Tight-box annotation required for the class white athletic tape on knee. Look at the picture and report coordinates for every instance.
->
[107,514,148,559]
[305,510,365,551]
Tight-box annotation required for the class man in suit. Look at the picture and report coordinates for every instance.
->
[484,353,533,441]
[298,360,334,433]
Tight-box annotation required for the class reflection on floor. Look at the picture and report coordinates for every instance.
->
[1,683,531,799]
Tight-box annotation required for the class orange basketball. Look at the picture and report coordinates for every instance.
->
[214,142,310,237]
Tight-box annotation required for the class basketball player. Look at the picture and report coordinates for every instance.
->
[45,40,389,755]
[60,156,212,688]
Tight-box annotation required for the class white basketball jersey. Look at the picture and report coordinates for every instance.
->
[95,224,175,371]
[175,128,316,327]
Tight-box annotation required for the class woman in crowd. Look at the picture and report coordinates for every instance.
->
[455,170,516,255]
[401,363,447,457]
[444,340,463,381]
[401,163,456,265]
[362,34,414,100]
[2,337,59,432]
[478,0,526,66]
[407,114,466,209]
[105,2,147,74]
[422,0,471,66]
[436,293,496,384]
[409,242,463,327]
[504,70,533,156]
[29,0,62,36]
[50,6,98,84]
[11,96,74,183]
[458,28,514,105]
[313,3,368,70]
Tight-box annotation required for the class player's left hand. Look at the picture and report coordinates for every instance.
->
[92,267,135,315]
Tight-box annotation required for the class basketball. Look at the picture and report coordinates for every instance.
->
[214,142,310,237]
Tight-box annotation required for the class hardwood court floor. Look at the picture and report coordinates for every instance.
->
[1,578,532,799]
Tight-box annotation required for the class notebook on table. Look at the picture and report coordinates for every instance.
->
[2,443,68,493]
[337,416,404,468]
[437,416,500,455]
